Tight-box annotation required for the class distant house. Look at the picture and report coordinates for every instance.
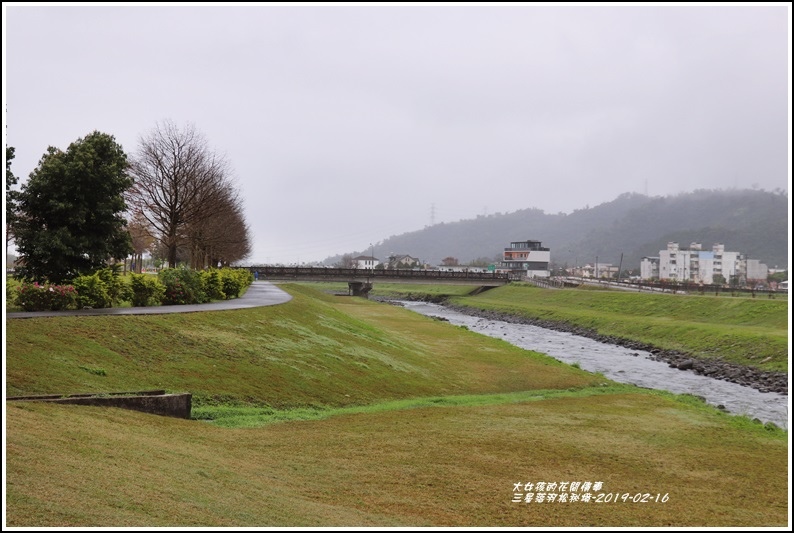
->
[498,239,550,279]
[593,263,619,279]
[387,254,421,269]
[352,255,379,269]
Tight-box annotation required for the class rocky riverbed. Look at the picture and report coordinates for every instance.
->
[375,295,788,396]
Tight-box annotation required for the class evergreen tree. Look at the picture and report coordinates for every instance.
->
[6,146,19,251]
[13,132,133,283]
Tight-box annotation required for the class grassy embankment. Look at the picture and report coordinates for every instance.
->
[368,282,790,373]
[5,283,789,527]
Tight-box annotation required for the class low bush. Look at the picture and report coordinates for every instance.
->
[96,266,132,305]
[200,269,225,300]
[221,270,243,299]
[222,268,254,299]
[6,277,20,309]
[129,273,165,307]
[72,273,113,309]
[159,268,208,305]
[14,282,79,311]
[196,268,252,301]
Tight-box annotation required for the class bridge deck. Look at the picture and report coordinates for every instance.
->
[247,266,512,286]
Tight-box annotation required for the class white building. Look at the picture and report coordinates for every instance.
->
[640,257,659,279]
[352,255,379,269]
[642,242,764,285]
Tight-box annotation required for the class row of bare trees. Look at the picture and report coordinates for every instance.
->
[125,120,251,270]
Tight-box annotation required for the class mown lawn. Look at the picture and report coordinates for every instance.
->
[5,283,789,527]
[6,392,787,527]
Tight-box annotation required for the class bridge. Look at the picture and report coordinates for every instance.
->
[246,266,512,296]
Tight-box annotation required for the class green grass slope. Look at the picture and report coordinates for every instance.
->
[5,284,598,404]
[437,284,789,372]
[5,283,789,527]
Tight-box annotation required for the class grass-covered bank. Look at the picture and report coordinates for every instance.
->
[5,283,789,526]
[5,284,599,404]
[191,384,785,434]
[369,282,789,373]
[7,391,787,527]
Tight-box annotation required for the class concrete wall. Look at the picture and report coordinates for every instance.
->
[7,391,192,419]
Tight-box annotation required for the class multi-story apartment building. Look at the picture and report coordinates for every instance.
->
[640,242,766,285]
[498,239,550,279]
[640,256,659,280]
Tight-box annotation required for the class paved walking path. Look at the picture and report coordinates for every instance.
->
[5,281,292,319]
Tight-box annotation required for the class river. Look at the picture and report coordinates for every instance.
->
[398,300,789,429]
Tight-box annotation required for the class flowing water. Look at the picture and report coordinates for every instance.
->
[399,301,789,429]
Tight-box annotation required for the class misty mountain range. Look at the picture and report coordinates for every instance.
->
[327,189,789,271]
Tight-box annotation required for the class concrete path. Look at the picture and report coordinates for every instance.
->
[5,281,292,319]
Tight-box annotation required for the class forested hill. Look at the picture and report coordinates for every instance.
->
[329,189,789,271]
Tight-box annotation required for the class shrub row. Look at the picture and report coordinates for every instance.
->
[13,268,254,311]
[14,282,79,312]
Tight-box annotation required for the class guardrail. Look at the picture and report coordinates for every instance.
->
[561,277,784,297]
[248,266,512,283]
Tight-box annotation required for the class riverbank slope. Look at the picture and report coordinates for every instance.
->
[6,284,788,527]
[370,282,789,394]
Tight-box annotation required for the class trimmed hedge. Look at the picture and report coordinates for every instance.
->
[11,267,253,312]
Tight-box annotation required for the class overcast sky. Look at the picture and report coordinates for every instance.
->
[3,3,791,265]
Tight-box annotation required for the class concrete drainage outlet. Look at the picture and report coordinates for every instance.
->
[6,390,192,419]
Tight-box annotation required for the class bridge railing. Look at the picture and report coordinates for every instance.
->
[247,266,511,282]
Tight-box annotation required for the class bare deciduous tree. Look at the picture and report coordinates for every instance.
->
[185,185,251,268]
[126,120,237,268]
[336,253,355,268]
[127,210,156,273]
